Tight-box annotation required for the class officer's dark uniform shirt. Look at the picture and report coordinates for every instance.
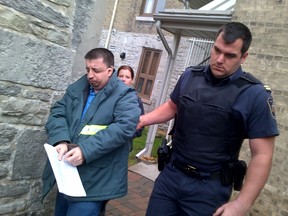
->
[170,65,279,171]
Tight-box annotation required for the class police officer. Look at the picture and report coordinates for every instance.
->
[137,22,279,216]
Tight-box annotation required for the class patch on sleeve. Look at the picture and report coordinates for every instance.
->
[267,97,276,119]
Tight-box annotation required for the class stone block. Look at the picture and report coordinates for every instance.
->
[0,166,8,178]
[0,96,49,126]
[0,123,18,146]
[0,0,70,28]
[12,129,47,180]
[0,29,72,90]
[0,198,26,215]
[0,182,30,198]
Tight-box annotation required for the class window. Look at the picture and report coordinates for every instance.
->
[135,47,162,101]
[138,0,166,19]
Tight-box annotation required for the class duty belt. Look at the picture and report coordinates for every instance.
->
[172,159,221,180]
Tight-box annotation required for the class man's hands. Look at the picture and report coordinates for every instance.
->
[55,143,85,167]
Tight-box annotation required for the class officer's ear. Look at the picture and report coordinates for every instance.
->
[240,52,248,64]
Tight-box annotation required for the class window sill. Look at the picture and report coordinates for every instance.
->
[141,97,152,105]
[135,16,155,22]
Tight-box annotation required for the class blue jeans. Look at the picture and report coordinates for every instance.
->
[146,162,232,216]
[55,192,103,216]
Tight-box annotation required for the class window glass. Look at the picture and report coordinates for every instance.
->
[137,78,144,93]
[144,80,153,95]
[149,52,160,75]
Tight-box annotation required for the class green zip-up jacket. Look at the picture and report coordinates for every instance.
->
[42,72,141,201]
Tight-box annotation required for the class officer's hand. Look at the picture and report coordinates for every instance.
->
[136,115,144,130]
[64,147,85,167]
[55,143,69,161]
[213,199,249,216]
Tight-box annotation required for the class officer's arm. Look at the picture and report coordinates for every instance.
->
[137,99,177,129]
[237,137,275,210]
[214,136,275,216]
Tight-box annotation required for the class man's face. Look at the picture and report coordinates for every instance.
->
[85,58,113,91]
[210,32,248,78]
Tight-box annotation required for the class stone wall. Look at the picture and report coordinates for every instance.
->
[0,0,107,215]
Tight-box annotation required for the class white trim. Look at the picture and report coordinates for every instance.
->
[199,0,236,10]
[136,16,155,22]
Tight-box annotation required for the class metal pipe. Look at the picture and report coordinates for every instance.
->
[105,0,119,48]
[155,20,172,56]
[135,147,147,158]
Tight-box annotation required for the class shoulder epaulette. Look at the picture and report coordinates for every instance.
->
[263,84,272,93]
[235,73,272,93]
[234,72,261,88]
[241,73,261,84]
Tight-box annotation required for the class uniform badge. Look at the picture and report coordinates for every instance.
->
[267,97,276,119]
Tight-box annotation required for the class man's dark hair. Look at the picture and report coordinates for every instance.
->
[216,22,252,56]
[84,48,114,68]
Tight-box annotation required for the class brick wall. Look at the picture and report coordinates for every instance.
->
[102,0,183,34]
[232,0,288,215]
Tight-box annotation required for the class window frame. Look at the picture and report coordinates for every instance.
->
[135,47,162,101]
[137,0,166,21]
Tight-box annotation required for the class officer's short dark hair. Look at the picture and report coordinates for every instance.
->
[216,22,252,56]
[84,48,114,68]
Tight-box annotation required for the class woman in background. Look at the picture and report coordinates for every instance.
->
[117,65,145,139]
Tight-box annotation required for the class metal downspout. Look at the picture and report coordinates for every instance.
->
[136,20,181,158]
[155,20,172,56]
[105,0,119,48]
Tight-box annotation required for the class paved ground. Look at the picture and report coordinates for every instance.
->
[105,162,159,216]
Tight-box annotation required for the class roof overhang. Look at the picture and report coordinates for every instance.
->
[153,9,233,39]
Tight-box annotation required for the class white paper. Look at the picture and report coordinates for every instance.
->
[44,143,86,197]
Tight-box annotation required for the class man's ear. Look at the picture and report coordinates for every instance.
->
[108,67,114,77]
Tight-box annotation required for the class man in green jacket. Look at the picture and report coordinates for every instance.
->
[42,48,141,216]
